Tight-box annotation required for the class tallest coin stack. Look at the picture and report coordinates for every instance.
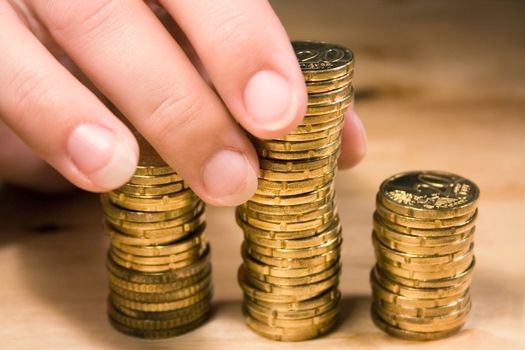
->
[236,41,354,341]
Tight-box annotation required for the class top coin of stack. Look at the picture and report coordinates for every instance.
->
[236,41,354,342]
[100,138,212,339]
[370,171,479,341]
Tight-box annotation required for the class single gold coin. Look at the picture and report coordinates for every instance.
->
[371,308,463,341]
[373,229,475,256]
[305,93,352,116]
[247,287,340,312]
[242,247,337,279]
[372,232,474,265]
[290,115,344,135]
[116,181,187,197]
[238,208,335,233]
[258,162,336,182]
[301,109,345,125]
[379,171,480,219]
[134,165,175,176]
[251,132,340,152]
[373,243,474,272]
[244,291,340,319]
[293,40,354,82]
[110,242,206,266]
[240,200,335,224]
[247,235,341,260]
[243,188,335,215]
[237,214,338,240]
[106,219,205,246]
[371,267,470,299]
[373,300,471,333]
[112,227,207,257]
[249,183,334,206]
[244,302,338,328]
[129,173,183,186]
[107,265,211,293]
[112,294,211,321]
[109,245,207,273]
[108,304,209,331]
[244,311,337,342]
[258,152,339,173]
[370,274,469,309]
[108,311,209,339]
[276,119,343,141]
[105,202,205,236]
[307,84,352,106]
[375,201,477,229]
[243,221,341,250]
[106,247,210,284]
[110,285,213,312]
[238,274,324,304]
[374,260,475,289]
[105,189,197,212]
[305,71,353,93]
[244,241,341,269]
[374,293,471,319]
[101,195,202,223]
[374,210,478,237]
[373,214,475,246]
[110,275,211,303]
[255,173,334,196]
[246,260,341,287]
[256,139,340,162]
[376,254,473,281]
[240,265,340,296]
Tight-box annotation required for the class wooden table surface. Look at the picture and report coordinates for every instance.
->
[1,1,524,349]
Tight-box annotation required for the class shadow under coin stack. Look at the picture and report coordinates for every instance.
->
[100,141,212,339]
[236,41,354,341]
[370,171,479,340]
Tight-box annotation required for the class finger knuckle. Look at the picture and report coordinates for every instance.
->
[146,90,202,146]
[43,0,121,40]
[204,5,253,48]
[8,68,57,120]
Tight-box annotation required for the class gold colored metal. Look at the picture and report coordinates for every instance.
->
[105,189,197,212]
[379,171,480,219]
[306,71,353,93]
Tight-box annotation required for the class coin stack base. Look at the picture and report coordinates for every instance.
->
[101,156,212,339]
[237,41,355,342]
[370,171,479,341]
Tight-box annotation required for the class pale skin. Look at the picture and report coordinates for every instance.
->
[0,0,367,206]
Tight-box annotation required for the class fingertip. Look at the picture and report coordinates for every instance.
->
[66,123,139,192]
[199,149,259,206]
[338,109,367,170]
[243,68,307,139]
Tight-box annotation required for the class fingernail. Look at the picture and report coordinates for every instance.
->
[67,124,137,190]
[202,150,258,206]
[244,70,297,131]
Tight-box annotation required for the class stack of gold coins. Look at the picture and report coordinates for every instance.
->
[370,171,479,340]
[236,41,354,341]
[100,139,212,339]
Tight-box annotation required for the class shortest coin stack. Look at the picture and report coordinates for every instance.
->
[370,170,479,341]
[100,142,212,339]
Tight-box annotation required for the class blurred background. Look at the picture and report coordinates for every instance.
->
[274,0,525,104]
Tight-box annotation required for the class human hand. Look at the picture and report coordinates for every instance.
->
[0,0,367,205]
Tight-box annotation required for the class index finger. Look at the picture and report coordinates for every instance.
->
[161,0,308,139]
